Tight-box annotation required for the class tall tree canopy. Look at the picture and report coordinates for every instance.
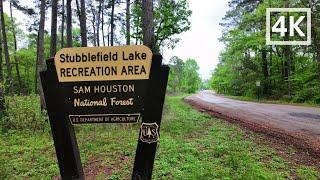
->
[132,0,191,52]
[211,0,320,104]
[168,57,201,94]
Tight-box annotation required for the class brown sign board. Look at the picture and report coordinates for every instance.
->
[54,45,152,124]
[40,52,170,179]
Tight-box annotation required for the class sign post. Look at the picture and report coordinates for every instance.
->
[40,59,84,179]
[256,80,261,101]
[40,45,169,179]
[132,55,169,180]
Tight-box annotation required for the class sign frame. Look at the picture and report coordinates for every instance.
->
[40,46,169,179]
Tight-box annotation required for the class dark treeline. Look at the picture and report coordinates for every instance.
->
[0,0,192,130]
[211,0,320,104]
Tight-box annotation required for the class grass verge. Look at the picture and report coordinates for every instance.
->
[224,94,320,108]
[0,95,319,179]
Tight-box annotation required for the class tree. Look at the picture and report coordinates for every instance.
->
[110,0,115,46]
[80,0,87,46]
[0,7,4,112]
[88,1,97,46]
[282,0,292,97]
[9,0,22,90]
[101,1,105,46]
[212,0,320,104]
[168,56,184,92]
[0,0,13,94]
[131,0,142,45]
[50,0,58,56]
[36,0,46,109]
[96,0,102,46]
[181,59,201,93]
[126,0,130,45]
[133,0,191,51]
[66,0,72,47]
[60,0,65,48]
[309,0,320,81]
[153,0,191,50]
[141,0,154,50]
[167,57,201,94]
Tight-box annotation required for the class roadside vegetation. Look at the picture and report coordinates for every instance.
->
[167,56,202,94]
[1,95,319,179]
[224,94,320,108]
[0,0,192,117]
[210,0,320,105]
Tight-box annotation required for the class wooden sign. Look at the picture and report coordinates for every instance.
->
[40,45,169,179]
[54,46,152,82]
[54,45,152,124]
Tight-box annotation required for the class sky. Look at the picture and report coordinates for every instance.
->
[4,0,230,80]
[163,1,229,80]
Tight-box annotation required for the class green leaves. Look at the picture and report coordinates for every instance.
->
[212,0,320,103]
[131,0,192,50]
[168,57,201,94]
[1,95,48,132]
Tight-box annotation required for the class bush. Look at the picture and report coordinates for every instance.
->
[292,86,320,104]
[1,95,48,132]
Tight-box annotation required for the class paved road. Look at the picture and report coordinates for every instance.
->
[185,91,320,155]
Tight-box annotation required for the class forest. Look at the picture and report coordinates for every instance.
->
[0,0,202,124]
[210,0,320,104]
[1,0,320,179]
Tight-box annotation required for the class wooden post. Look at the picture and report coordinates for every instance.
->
[131,55,170,180]
[40,58,84,179]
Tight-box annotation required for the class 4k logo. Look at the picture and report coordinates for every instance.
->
[140,122,159,144]
[266,8,311,45]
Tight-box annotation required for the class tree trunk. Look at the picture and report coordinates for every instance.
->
[0,0,13,94]
[142,0,155,51]
[317,52,320,81]
[61,0,65,48]
[0,11,5,112]
[66,0,72,47]
[310,0,320,81]
[261,48,269,95]
[101,6,105,46]
[315,19,320,81]
[126,0,130,45]
[96,0,102,46]
[10,0,22,91]
[135,16,139,45]
[283,1,292,97]
[75,0,81,19]
[80,0,87,47]
[36,0,46,109]
[90,5,96,46]
[269,45,273,88]
[50,0,58,56]
[283,43,292,97]
[110,0,115,46]
[35,32,39,93]
[107,24,110,46]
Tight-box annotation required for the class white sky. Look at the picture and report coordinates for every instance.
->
[163,1,229,80]
[4,0,230,80]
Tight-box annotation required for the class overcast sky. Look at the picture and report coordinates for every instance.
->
[163,1,229,80]
[4,0,230,80]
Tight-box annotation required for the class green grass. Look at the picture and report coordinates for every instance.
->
[224,94,320,108]
[0,95,319,179]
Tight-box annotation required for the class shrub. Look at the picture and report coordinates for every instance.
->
[1,95,48,132]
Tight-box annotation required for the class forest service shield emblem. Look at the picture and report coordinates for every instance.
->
[140,122,159,144]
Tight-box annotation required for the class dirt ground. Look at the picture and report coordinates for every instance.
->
[185,91,320,160]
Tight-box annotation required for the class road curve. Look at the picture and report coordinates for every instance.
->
[185,90,320,157]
